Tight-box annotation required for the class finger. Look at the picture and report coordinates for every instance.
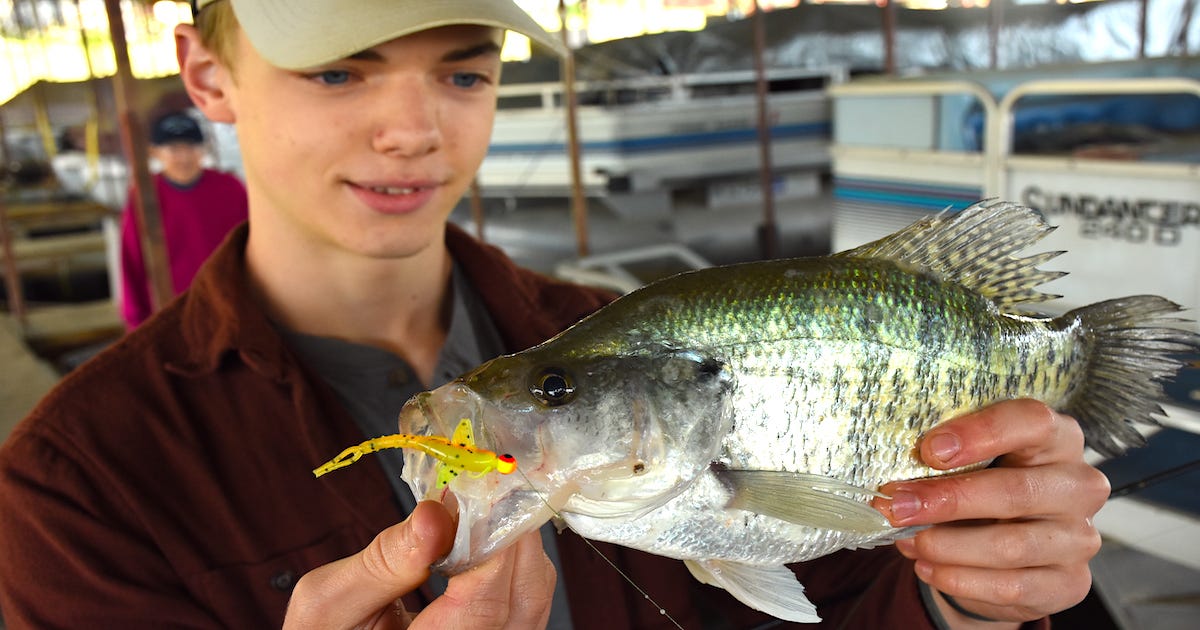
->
[284,501,455,629]
[916,560,1093,622]
[920,399,1084,470]
[894,518,1102,570]
[876,461,1109,526]
[501,529,556,628]
[417,529,553,629]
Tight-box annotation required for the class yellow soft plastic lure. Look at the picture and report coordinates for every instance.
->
[312,418,517,487]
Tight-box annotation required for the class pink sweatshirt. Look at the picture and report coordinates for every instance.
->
[119,169,248,328]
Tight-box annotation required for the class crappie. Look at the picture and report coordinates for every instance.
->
[386,201,1197,623]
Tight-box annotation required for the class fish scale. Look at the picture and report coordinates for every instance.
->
[558,256,1082,487]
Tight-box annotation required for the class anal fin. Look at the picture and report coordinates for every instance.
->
[684,558,819,623]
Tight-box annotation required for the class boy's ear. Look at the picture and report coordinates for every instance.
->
[174,24,234,123]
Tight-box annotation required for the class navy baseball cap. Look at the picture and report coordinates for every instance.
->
[150,112,205,146]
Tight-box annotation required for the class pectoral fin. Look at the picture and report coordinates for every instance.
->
[684,558,819,623]
[719,469,891,534]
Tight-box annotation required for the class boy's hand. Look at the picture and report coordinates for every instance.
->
[283,501,555,629]
[875,399,1110,626]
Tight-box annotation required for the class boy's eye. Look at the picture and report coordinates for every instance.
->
[450,72,483,89]
[313,70,351,85]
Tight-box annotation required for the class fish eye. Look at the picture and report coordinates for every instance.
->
[529,367,576,407]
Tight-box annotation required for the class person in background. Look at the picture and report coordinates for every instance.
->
[0,1,1108,629]
[119,110,248,328]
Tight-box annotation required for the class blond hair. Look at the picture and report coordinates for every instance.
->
[194,1,240,74]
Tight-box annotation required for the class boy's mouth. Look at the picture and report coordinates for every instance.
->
[368,185,418,195]
[348,180,439,214]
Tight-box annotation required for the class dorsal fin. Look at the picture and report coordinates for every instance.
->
[835,200,1067,313]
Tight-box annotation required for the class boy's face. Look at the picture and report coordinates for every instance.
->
[151,143,205,185]
[187,23,502,262]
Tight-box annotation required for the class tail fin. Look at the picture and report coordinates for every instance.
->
[1060,296,1200,458]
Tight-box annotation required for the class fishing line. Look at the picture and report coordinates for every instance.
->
[1108,458,1200,498]
[514,467,686,630]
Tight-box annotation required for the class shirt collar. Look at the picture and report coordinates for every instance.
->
[173,223,292,381]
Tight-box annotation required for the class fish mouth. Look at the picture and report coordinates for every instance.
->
[397,383,564,573]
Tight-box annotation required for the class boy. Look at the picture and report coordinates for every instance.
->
[0,1,1108,628]
[119,110,248,328]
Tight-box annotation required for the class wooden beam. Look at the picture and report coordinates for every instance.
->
[882,0,897,76]
[103,0,174,311]
[469,178,485,242]
[0,108,10,171]
[989,0,1005,70]
[0,196,27,332]
[559,0,589,258]
[1139,0,1148,58]
[752,0,778,260]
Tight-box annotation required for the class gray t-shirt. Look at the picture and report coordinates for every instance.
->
[281,265,573,628]
[282,265,504,510]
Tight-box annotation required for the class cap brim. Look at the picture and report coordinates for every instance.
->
[230,0,566,69]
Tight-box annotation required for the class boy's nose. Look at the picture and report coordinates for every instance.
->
[371,81,442,158]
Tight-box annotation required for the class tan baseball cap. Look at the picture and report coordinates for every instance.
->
[195,0,566,69]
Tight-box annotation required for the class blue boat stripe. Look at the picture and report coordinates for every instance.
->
[833,177,982,211]
[834,177,980,198]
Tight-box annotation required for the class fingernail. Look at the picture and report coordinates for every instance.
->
[888,490,921,522]
[928,432,960,464]
[914,560,933,581]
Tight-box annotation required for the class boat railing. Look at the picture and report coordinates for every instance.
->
[826,79,999,257]
[828,75,1200,246]
[554,243,713,294]
[827,79,1001,192]
[497,66,846,112]
[994,77,1200,195]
